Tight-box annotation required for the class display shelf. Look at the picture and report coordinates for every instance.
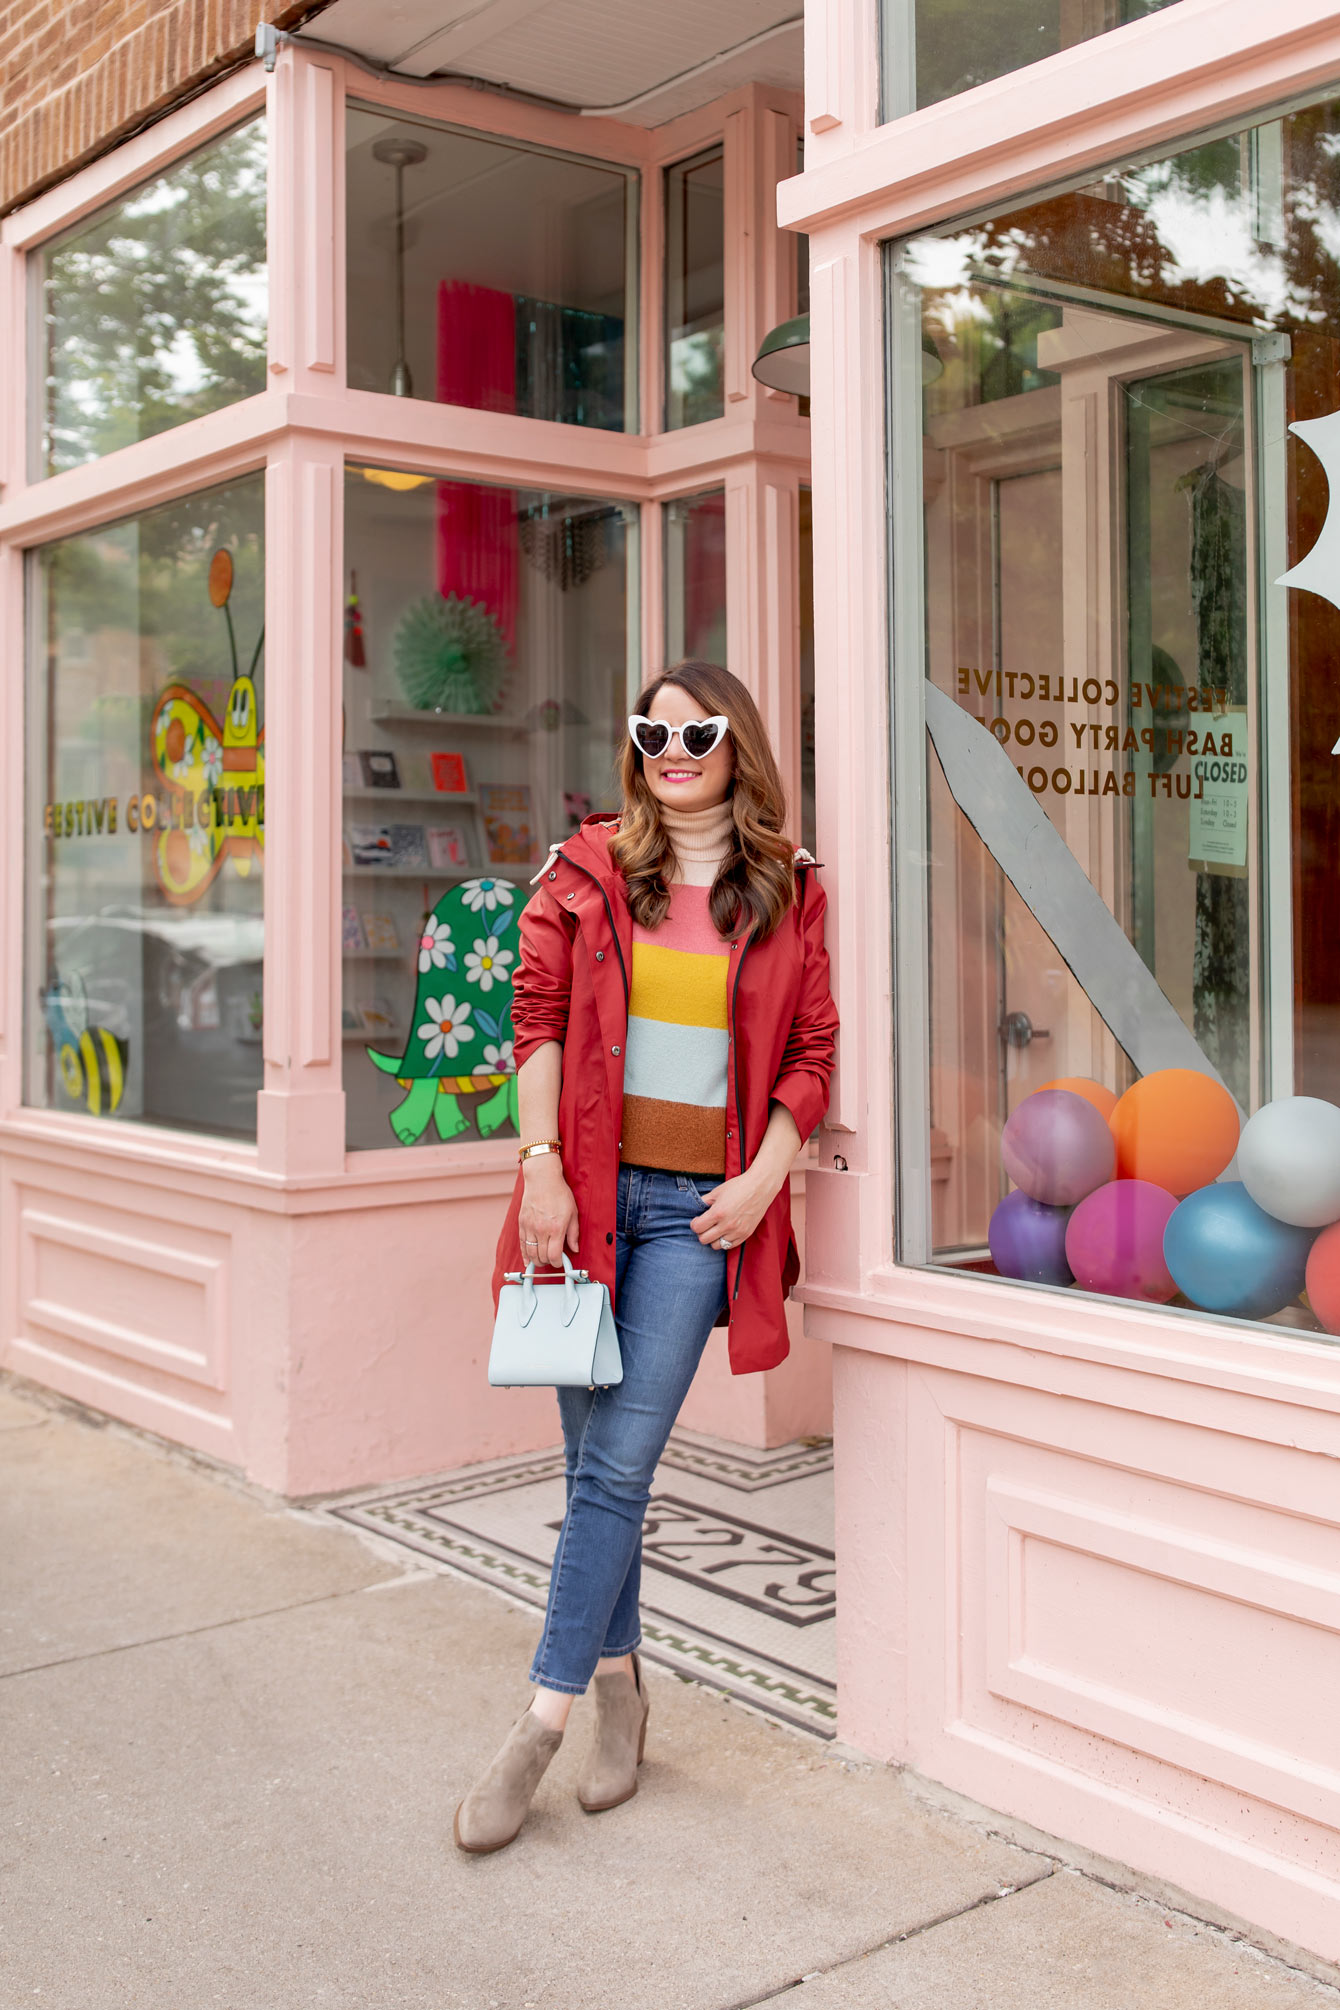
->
[344,788,479,806]
[341,948,404,961]
[343,1028,408,1045]
[371,703,527,733]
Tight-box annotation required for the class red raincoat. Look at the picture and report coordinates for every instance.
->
[491,817,839,1374]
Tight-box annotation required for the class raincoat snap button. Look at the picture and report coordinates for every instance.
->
[596,950,604,960]
[611,1044,621,1056]
[606,1231,614,1245]
[548,870,557,880]
[567,891,575,900]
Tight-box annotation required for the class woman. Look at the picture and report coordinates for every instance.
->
[454,660,838,1854]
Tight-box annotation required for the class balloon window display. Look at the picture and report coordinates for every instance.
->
[989,1076,1340,1334]
[904,102,1340,1350]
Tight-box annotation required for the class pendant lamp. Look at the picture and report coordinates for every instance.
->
[371,134,428,397]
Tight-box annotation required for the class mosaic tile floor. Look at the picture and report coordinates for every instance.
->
[326,1429,836,1737]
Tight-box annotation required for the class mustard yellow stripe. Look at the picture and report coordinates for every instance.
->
[628,940,729,1029]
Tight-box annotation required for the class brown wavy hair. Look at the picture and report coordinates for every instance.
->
[610,661,796,940]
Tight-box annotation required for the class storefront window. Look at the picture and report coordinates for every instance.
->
[346,108,635,432]
[894,100,1340,1340]
[664,489,727,665]
[799,486,815,857]
[26,477,265,1138]
[882,0,1179,114]
[665,147,725,430]
[342,464,635,1151]
[35,119,267,478]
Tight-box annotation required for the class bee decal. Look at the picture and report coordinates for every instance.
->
[147,548,265,906]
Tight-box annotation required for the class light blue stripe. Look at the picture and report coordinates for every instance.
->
[623,1016,728,1106]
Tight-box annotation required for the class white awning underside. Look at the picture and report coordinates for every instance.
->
[294,0,802,124]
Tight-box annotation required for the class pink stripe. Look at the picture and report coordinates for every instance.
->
[632,884,730,958]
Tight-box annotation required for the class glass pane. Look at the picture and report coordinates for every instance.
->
[27,478,266,1138]
[346,107,634,432]
[665,147,725,430]
[891,0,1180,112]
[36,119,267,478]
[899,98,1340,1339]
[342,464,635,1151]
[799,487,816,858]
[664,490,727,664]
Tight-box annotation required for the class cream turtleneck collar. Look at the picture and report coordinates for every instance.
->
[661,797,733,886]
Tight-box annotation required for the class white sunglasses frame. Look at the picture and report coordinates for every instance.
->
[627,714,730,760]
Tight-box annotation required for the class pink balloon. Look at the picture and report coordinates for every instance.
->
[1001,1089,1116,1207]
[1065,1179,1178,1302]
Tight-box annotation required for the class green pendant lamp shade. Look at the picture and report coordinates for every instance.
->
[751,314,944,395]
[751,313,811,395]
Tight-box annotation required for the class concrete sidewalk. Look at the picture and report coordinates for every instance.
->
[1,1378,1335,2010]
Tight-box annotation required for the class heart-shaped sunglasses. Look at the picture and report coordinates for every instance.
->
[628,714,729,760]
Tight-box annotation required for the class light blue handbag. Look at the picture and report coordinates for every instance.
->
[488,1251,623,1389]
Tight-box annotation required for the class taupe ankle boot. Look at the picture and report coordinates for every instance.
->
[578,1653,649,1813]
[453,1709,564,1854]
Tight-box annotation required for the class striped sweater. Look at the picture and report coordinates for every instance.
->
[620,801,733,1176]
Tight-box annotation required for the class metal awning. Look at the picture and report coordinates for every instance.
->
[280,0,802,124]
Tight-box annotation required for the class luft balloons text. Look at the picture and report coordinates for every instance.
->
[990,1076,1340,1333]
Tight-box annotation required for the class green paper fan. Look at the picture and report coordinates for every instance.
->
[393,593,508,714]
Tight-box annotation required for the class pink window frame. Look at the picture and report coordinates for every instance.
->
[0,45,809,1192]
[784,0,1340,1411]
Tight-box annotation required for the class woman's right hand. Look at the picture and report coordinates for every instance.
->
[518,1155,580,1269]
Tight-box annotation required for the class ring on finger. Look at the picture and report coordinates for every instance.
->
[718,1236,732,1250]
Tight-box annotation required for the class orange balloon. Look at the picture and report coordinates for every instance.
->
[1109,1069,1239,1196]
[1306,1224,1340,1335]
[1037,1077,1118,1120]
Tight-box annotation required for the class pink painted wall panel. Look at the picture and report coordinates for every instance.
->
[829,1338,1340,1956]
[2,1162,240,1464]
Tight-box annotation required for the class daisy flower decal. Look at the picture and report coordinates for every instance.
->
[460,877,515,914]
[418,915,454,975]
[474,1039,516,1076]
[464,936,514,992]
[416,995,474,1062]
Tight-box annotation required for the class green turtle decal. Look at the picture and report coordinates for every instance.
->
[367,876,520,1145]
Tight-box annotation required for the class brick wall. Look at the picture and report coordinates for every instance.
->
[0,0,326,215]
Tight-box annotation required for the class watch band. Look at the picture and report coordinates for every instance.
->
[518,1139,562,1163]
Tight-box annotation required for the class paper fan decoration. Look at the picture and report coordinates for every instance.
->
[393,593,508,714]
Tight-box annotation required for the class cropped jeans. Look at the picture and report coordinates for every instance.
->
[529,1164,728,1695]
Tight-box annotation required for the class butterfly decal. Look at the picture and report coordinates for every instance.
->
[147,548,265,906]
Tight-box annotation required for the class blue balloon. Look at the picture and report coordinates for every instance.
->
[1164,1181,1315,1319]
[989,1189,1074,1287]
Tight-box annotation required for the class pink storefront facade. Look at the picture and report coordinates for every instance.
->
[8,0,1340,1966]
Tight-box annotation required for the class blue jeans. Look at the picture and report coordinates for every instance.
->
[529,1164,728,1695]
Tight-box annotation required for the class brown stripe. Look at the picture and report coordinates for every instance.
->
[620,1096,726,1177]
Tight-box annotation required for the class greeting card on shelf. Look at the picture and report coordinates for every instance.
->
[388,823,429,871]
[342,905,366,954]
[431,751,470,794]
[349,824,394,867]
[359,749,402,789]
[427,824,471,869]
[359,997,398,1036]
[363,911,400,953]
[341,752,363,789]
[563,790,592,829]
[480,783,535,865]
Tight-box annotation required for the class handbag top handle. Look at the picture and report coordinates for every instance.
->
[503,1249,590,1329]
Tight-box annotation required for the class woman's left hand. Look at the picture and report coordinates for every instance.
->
[691,1169,779,1251]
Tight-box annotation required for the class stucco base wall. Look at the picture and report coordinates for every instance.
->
[820,1316,1340,1965]
[0,1134,830,1495]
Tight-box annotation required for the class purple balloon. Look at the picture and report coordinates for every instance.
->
[1001,1089,1115,1207]
[1065,1179,1178,1302]
[989,1190,1074,1286]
